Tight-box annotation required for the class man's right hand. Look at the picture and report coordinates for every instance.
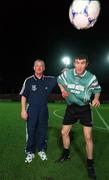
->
[62,91,69,99]
[21,110,28,120]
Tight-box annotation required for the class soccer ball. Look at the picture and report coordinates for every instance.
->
[69,0,101,30]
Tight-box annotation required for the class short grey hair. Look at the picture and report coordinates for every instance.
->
[34,59,45,67]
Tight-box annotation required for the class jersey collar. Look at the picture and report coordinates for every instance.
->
[34,75,44,80]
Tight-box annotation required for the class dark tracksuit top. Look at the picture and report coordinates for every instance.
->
[20,75,57,153]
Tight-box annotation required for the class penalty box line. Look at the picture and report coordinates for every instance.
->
[95,108,109,131]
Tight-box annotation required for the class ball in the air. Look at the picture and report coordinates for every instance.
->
[69,0,101,30]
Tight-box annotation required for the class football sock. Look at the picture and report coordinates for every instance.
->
[63,148,70,157]
[87,158,94,167]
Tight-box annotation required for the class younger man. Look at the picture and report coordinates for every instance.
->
[56,56,101,179]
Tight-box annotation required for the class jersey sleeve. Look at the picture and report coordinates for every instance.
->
[19,79,30,98]
[57,71,68,87]
[88,75,101,94]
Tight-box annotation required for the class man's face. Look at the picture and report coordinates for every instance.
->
[34,61,45,75]
[74,59,88,75]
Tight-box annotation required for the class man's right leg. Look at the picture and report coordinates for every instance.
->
[25,123,36,163]
[25,107,38,163]
[55,125,72,163]
[83,126,96,179]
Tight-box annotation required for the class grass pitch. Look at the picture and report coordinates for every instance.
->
[0,102,109,180]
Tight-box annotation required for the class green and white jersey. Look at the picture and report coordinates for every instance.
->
[57,68,101,106]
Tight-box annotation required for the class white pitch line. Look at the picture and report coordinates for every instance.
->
[95,108,109,131]
[53,109,108,131]
[53,110,63,119]
[98,106,109,110]
[94,126,108,130]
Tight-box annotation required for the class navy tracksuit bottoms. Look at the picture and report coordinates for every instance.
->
[26,105,48,153]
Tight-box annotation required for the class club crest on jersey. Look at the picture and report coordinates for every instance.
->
[45,86,48,90]
[32,85,37,91]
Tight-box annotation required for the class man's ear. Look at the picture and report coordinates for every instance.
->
[43,66,45,72]
[33,66,35,71]
[86,62,89,67]
[73,61,76,67]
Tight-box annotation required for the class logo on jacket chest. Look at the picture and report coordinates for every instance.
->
[32,85,37,91]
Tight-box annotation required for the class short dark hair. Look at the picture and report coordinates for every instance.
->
[75,55,89,62]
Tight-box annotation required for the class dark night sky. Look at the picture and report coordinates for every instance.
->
[0,0,109,93]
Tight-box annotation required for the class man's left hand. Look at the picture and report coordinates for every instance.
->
[91,98,100,107]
